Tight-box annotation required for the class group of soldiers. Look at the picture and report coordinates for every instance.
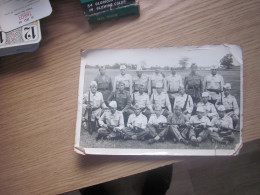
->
[82,63,240,146]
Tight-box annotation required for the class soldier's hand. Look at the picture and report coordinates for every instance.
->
[86,104,92,109]
[103,124,108,128]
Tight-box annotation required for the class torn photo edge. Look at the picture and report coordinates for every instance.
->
[74,44,243,156]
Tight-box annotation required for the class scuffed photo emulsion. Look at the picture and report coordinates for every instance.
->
[75,45,243,156]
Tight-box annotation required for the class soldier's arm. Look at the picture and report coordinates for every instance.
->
[127,115,133,128]
[98,112,106,127]
[113,76,117,92]
[109,77,113,91]
[233,97,240,116]
[165,94,172,112]
[100,93,107,109]
[220,75,224,90]
[129,75,133,95]
[124,92,131,110]
[208,104,218,118]
[187,95,194,113]
[141,116,148,129]
[203,76,207,91]
[107,91,115,103]
[163,78,167,92]
[118,113,125,129]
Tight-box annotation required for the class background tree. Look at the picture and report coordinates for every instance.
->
[179,57,189,69]
[220,54,233,69]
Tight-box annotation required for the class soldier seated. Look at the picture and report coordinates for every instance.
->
[167,106,190,145]
[131,84,153,119]
[208,105,235,144]
[96,101,125,140]
[197,92,218,121]
[120,105,149,140]
[150,83,172,118]
[146,105,168,144]
[215,83,239,129]
[82,81,107,134]
[173,85,193,119]
[188,107,212,146]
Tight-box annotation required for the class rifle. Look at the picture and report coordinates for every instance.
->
[133,126,146,132]
[207,88,223,94]
[219,127,240,136]
[225,109,234,113]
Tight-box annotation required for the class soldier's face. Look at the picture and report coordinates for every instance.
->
[197,112,203,119]
[211,69,217,75]
[156,87,163,94]
[224,88,230,96]
[155,108,161,117]
[91,85,97,93]
[179,88,185,95]
[99,68,105,75]
[120,69,126,75]
[119,84,125,91]
[136,71,142,77]
[191,66,197,73]
[202,96,209,103]
[219,110,225,118]
[110,107,116,114]
[139,85,145,94]
[134,108,141,116]
[171,69,176,75]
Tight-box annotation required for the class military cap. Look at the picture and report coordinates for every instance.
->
[90,81,97,87]
[218,105,226,111]
[196,106,205,113]
[202,92,209,97]
[223,83,231,89]
[109,101,117,108]
[120,65,126,69]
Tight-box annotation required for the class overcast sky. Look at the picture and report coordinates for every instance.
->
[81,44,242,68]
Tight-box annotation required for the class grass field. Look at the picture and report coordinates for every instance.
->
[80,68,241,150]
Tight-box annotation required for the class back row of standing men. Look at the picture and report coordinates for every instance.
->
[82,64,240,144]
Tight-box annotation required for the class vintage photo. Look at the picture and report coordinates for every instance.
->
[74,45,243,156]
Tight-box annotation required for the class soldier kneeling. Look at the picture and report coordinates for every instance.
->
[96,101,125,140]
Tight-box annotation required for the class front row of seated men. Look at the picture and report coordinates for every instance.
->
[95,101,236,146]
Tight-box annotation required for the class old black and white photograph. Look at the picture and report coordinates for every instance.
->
[75,45,243,156]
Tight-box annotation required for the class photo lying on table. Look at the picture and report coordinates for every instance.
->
[75,45,243,156]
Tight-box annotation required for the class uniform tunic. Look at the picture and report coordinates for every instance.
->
[197,102,218,119]
[132,74,150,94]
[203,74,224,100]
[94,74,112,102]
[150,92,171,112]
[132,92,152,110]
[165,74,183,99]
[108,90,131,111]
[113,74,133,94]
[184,72,203,103]
[174,94,193,114]
[215,94,239,116]
[150,73,167,93]
[189,115,211,140]
[83,91,104,121]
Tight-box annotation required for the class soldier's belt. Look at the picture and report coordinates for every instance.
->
[168,91,178,94]
[225,109,234,113]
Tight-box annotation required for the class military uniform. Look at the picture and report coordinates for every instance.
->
[197,102,218,120]
[133,74,150,94]
[97,110,124,139]
[173,94,193,118]
[165,73,183,110]
[94,74,112,103]
[167,112,190,143]
[132,92,153,118]
[150,73,167,94]
[107,90,133,125]
[216,94,239,118]
[184,72,203,104]
[113,74,133,94]
[189,115,211,142]
[121,113,149,140]
[209,115,235,143]
[150,91,171,117]
[203,74,224,103]
[146,114,168,141]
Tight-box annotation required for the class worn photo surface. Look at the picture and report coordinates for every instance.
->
[75,45,243,156]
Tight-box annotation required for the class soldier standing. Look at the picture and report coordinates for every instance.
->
[203,65,224,104]
[167,106,190,144]
[132,66,150,95]
[132,83,153,119]
[113,64,133,94]
[82,81,107,134]
[146,104,168,144]
[215,83,239,128]
[94,65,112,105]
[197,92,218,120]
[165,67,183,111]
[174,85,193,119]
[150,83,172,117]
[108,81,133,125]
[184,63,203,105]
[149,67,167,94]
[208,105,235,144]
[121,105,149,140]
[188,107,211,146]
[96,101,125,140]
